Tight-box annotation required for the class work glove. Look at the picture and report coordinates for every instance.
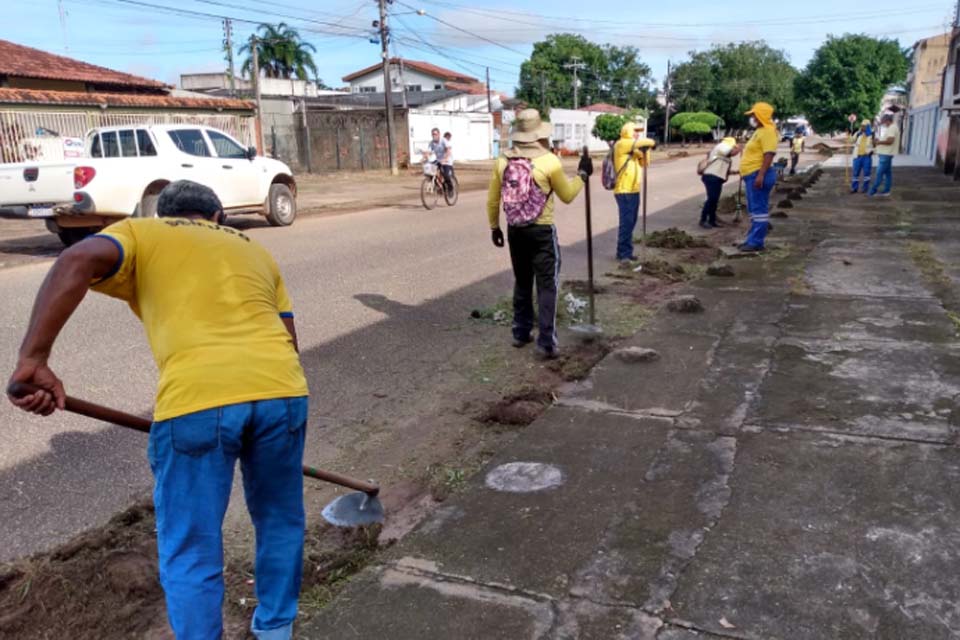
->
[577,154,594,180]
[491,227,505,248]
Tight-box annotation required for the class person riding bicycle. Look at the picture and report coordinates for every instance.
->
[424,128,452,192]
[440,131,455,190]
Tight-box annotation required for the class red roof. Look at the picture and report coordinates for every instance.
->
[578,103,625,114]
[343,58,477,84]
[0,88,254,111]
[0,39,167,89]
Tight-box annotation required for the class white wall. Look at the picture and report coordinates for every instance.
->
[549,109,648,153]
[408,110,493,162]
[350,67,446,93]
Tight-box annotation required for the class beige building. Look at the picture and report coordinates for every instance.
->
[907,33,951,108]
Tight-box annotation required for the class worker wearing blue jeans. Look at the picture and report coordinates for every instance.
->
[869,113,899,196]
[150,398,308,639]
[870,154,893,195]
[6,181,310,640]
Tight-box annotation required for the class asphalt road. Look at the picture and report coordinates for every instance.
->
[0,152,733,560]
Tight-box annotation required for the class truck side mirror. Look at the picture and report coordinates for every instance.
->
[247,146,257,160]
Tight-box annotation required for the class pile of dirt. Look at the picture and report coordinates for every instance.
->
[480,388,554,426]
[639,258,688,282]
[643,227,711,249]
[563,279,608,296]
[0,501,166,640]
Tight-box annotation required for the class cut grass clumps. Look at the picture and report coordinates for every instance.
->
[640,227,710,249]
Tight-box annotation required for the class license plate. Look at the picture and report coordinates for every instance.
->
[27,205,55,218]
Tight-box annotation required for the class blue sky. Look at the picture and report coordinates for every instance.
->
[2,0,956,95]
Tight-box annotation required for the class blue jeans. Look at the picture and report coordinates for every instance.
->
[700,175,724,225]
[149,397,309,640]
[851,155,872,192]
[870,155,893,195]
[743,170,776,249]
[614,192,640,260]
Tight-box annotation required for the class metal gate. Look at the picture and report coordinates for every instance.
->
[0,110,255,164]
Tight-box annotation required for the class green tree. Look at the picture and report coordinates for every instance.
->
[516,33,654,111]
[795,34,909,134]
[669,111,722,143]
[671,42,798,128]
[592,113,630,143]
[239,23,319,81]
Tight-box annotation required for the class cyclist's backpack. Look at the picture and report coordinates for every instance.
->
[501,158,549,227]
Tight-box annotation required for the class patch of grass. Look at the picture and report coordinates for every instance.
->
[946,311,960,336]
[908,241,952,289]
[470,296,512,325]
[297,525,381,612]
[426,453,493,501]
[604,301,654,338]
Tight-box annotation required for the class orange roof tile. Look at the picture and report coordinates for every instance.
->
[0,39,167,89]
[0,88,254,111]
[578,103,626,114]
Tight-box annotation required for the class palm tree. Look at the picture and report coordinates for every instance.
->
[239,23,319,81]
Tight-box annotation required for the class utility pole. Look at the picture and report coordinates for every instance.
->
[563,56,586,110]
[251,36,264,154]
[377,0,398,176]
[486,67,492,113]
[223,18,236,97]
[663,60,672,145]
[540,73,547,113]
[398,56,408,108]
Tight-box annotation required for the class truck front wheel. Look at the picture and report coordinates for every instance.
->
[57,227,97,247]
[265,183,296,227]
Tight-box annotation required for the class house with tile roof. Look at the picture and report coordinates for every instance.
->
[0,39,255,163]
[342,58,484,95]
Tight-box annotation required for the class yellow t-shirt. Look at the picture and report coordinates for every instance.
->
[791,136,804,154]
[486,152,584,228]
[91,217,308,421]
[613,137,654,194]
[740,126,779,176]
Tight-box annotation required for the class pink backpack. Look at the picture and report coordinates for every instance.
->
[501,158,550,227]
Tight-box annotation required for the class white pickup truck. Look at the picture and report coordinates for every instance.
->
[0,124,298,245]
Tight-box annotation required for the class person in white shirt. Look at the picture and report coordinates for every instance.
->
[868,112,899,197]
[699,137,741,228]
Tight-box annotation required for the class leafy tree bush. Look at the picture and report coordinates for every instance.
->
[795,34,909,133]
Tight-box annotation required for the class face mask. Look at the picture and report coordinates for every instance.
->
[749,117,759,128]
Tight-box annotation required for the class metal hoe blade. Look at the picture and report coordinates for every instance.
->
[321,491,385,527]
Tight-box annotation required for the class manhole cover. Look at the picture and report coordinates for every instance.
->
[485,462,565,493]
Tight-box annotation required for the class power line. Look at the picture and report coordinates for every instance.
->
[395,0,526,55]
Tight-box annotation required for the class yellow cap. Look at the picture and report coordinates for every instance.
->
[745,102,775,127]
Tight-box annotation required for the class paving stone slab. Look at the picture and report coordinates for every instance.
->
[750,336,960,442]
[671,429,960,640]
[391,407,674,599]
[779,295,956,344]
[301,564,553,640]
[562,332,717,414]
[804,239,933,299]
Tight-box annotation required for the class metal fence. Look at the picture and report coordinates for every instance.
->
[0,110,255,164]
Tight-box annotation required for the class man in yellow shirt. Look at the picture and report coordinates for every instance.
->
[487,108,590,359]
[739,102,779,252]
[612,121,656,262]
[851,119,874,193]
[7,181,309,640]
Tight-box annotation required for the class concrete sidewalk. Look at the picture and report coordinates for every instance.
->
[301,167,960,639]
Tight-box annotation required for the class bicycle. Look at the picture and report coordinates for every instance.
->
[420,162,458,210]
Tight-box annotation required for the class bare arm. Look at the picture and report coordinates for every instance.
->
[754,152,775,187]
[282,316,299,353]
[8,237,120,414]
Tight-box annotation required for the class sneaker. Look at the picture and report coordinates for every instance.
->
[738,244,762,253]
[877,192,891,198]
[699,222,711,229]
[512,335,533,348]
[535,345,559,360]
